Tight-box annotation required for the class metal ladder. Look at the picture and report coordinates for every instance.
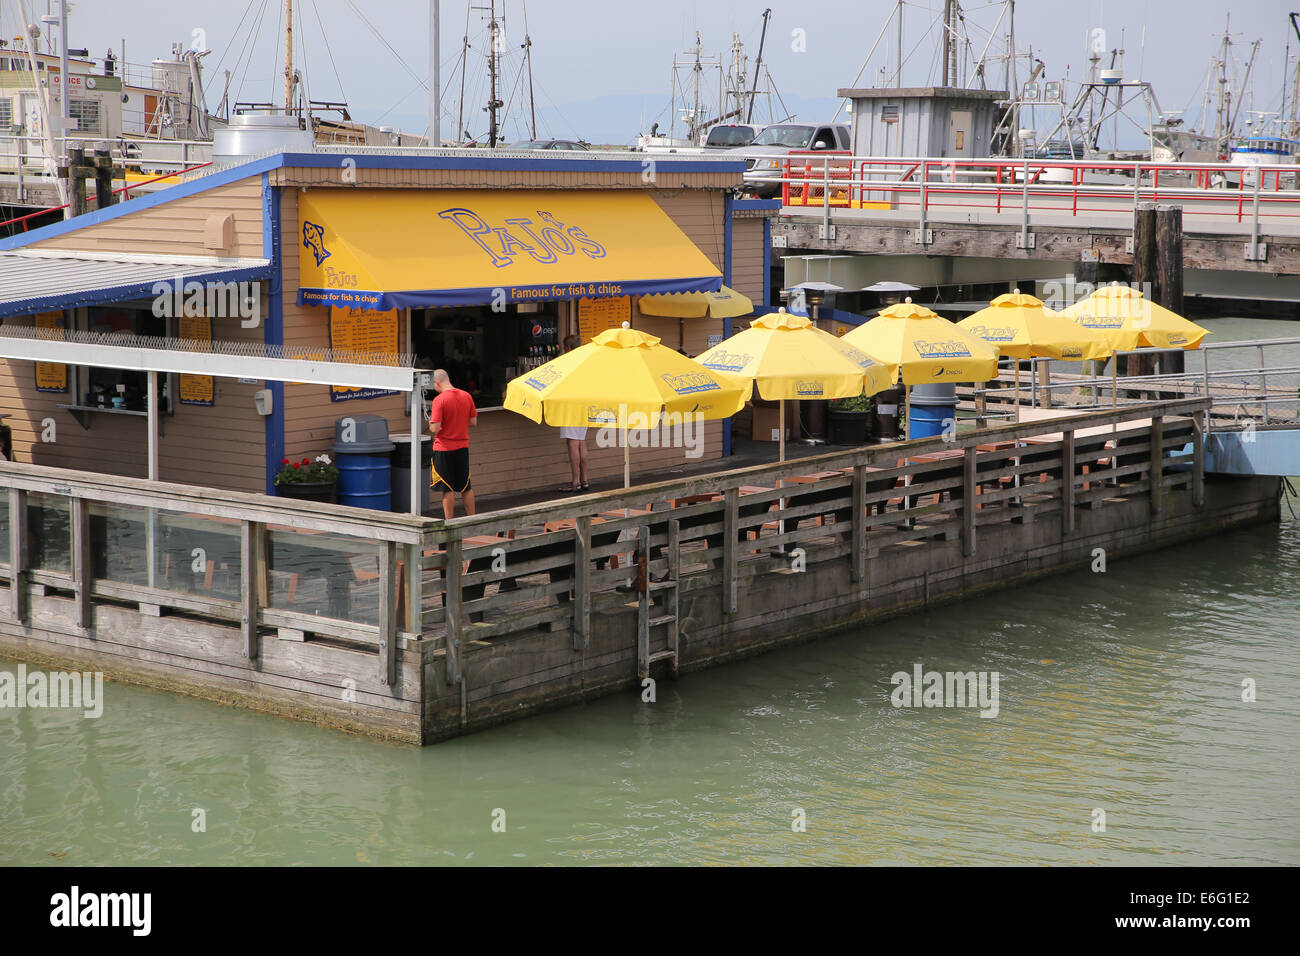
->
[636,519,679,680]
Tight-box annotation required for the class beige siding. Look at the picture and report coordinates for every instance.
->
[650,190,726,271]
[0,312,267,492]
[27,179,265,259]
[731,218,766,306]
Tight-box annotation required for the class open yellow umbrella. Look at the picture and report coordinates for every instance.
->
[696,309,895,461]
[841,298,999,437]
[504,325,751,487]
[637,285,754,319]
[1057,283,1211,351]
[958,289,1113,421]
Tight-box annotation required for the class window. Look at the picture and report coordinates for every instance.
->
[69,97,100,133]
[881,105,900,124]
[79,306,172,413]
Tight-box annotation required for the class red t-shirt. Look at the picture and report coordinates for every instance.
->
[430,387,476,451]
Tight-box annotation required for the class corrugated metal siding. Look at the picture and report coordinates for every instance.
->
[25,179,265,259]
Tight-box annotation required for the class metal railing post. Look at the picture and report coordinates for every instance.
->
[917,160,928,243]
[1259,344,1270,423]
[822,155,831,235]
[1021,154,1031,246]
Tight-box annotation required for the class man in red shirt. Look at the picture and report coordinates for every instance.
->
[428,369,477,519]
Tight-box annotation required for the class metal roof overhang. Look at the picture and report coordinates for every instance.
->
[0,250,273,320]
[0,329,416,391]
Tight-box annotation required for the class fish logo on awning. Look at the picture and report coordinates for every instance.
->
[661,372,721,395]
[587,406,619,424]
[795,380,824,396]
[915,340,972,358]
[303,221,331,267]
[968,325,1016,342]
[701,350,752,372]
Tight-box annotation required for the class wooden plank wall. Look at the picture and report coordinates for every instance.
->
[730,218,766,306]
[25,179,265,260]
[0,313,267,491]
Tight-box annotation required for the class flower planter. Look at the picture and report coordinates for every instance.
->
[828,409,874,446]
[276,481,337,504]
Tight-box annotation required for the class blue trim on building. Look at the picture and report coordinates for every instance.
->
[732,198,782,211]
[0,150,745,252]
[264,185,286,495]
[299,275,722,311]
[261,172,274,260]
[0,264,273,319]
[0,156,287,251]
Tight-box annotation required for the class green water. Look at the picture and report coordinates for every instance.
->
[2,318,1297,866]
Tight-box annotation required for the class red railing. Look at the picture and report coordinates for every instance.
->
[0,161,213,233]
[776,155,1300,228]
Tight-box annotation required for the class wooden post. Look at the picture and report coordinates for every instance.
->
[961,448,976,556]
[1061,429,1076,535]
[1129,202,1158,380]
[405,543,421,636]
[723,487,738,614]
[71,496,92,631]
[1156,204,1185,374]
[851,464,866,583]
[66,146,87,218]
[444,536,462,684]
[240,520,263,661]
[378,541,398,685]
[1149,415,1164,516]
[573,516,591,650]
[8,488,26,623]
[93,147,116,208]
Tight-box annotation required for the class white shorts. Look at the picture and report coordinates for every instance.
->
[560,426,588,441]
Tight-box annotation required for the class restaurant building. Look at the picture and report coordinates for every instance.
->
[0,148,776,499]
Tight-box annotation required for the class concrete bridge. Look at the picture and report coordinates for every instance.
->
[771,155,1300,302]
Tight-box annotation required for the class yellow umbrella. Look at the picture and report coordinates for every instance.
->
[958,289,1113,422]
[637,285,754,319]
[504,325,751,487]
[696,309,895,461]
[841,298,998,438]
[1057,283,1211,351]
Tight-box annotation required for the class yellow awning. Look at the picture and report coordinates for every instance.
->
[297,189,723,311]
[638,286,753,319]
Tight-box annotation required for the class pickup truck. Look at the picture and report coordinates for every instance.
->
[726,123,851,197]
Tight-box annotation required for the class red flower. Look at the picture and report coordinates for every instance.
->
[301,458,310,465]
[281,458,290,465]
[292,462,301,469]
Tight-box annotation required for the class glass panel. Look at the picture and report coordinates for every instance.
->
[0,492,9,565]
[27,493,70,573]
[153,510,243,602]
[266,526,382,627]
[88,502,149,587]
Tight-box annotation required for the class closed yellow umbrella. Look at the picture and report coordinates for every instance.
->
[504,325,751,487]
[958,289,1113,422]
[842,298,999,438]
[637,285,754,319]
[696,309,895,461]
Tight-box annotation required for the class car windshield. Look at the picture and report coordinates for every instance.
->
[750,125,816,148]
[706,126,757,147]
[510,140,546,148]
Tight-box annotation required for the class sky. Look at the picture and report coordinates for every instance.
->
[7,0,1296,145]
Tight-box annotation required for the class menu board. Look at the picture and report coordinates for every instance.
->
[178,314,214,406]
[577,295,631,341]
[329,306,399,402]
[34,312,67,393]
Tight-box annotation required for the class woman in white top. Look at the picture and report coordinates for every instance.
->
[560,335,589,491]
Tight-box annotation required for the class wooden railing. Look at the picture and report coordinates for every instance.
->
[423,399,1210,683]
[0,463,427,686]
[1,400,1210,693]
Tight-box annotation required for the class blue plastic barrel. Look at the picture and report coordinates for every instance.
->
[336,453,392,511]
[907,384,957,440]
[330,414,396,511]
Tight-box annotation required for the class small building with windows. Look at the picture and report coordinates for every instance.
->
[838,87,1008,159]
[0,146,775,501]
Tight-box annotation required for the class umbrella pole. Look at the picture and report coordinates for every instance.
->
[1014,362,1020,424]
[778,399,786,553]
[779,399,786,463]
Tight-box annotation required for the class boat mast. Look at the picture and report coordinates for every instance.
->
[284,0,294,115]
[942,0,953,86]
[522,0,536,139]
[691,32,702,143]
[487,0,499,147]
[746,7,771,123]
[457,2,469,142]
[1290,13,1300,137]
[429,0,440,146]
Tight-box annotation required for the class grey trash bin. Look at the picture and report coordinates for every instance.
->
[391,434,432,514]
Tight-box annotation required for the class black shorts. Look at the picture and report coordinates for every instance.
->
[431,448,471,493]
